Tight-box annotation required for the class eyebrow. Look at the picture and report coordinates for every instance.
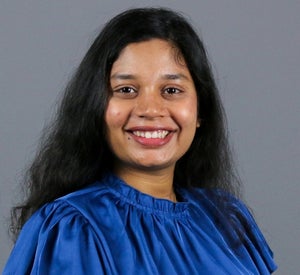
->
[162,73,189,80]
[110,74,136,80]
[110,73,190,81]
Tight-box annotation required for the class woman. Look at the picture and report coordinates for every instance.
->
[4,8,277,274]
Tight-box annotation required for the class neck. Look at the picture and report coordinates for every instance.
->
[114,165,177,202]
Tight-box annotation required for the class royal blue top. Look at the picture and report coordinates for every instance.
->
[3,174,277,274]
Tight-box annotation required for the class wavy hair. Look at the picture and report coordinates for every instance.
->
[11,8,241,239]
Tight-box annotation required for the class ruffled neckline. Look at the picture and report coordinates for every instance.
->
[102,173,191,216]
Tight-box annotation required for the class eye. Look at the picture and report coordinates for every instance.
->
[112,86,137,99]
[163,87,182,94]
[117,87,136,94]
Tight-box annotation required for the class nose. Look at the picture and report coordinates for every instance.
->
[133,89,167,118]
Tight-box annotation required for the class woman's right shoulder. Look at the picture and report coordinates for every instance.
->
[16,182,103,236]
[36,181,109,223]
[3,182,111,275]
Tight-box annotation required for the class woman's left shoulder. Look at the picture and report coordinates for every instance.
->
[182,187,278,273]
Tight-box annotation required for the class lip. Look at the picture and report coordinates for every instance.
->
[125,126,176,147]
[126,126,175,132]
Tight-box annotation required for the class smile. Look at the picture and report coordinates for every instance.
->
[132,130,169,139]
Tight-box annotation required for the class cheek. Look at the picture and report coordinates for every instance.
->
[177,101,198,126]
[105,101,124,129]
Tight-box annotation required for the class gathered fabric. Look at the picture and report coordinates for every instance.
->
[4,174,277,274]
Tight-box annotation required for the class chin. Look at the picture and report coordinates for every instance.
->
[132,161,175,172]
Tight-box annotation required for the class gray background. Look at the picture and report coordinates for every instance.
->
[1,0,299,274]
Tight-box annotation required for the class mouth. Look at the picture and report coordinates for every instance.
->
[132,130,169,139]
[126,128,174,146]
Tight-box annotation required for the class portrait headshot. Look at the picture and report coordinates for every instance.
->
[1,1,299,274]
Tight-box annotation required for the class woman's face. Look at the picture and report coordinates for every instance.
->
[105,39,199,173]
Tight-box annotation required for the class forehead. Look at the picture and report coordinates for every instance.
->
[110,39,189,76]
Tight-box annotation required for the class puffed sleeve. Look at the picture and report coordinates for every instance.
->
[3,202,105,275]
[231,197,278,274]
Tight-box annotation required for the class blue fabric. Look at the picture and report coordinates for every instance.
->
[3,174,277,274]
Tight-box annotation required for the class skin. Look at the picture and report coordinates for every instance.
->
[105,39,199,201]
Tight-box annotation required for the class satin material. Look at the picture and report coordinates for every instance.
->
[4,174,277,274]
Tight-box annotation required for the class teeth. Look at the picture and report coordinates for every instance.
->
[132,130,169,139]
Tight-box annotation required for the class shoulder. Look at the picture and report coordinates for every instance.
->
[3,182,111,274]
[14,178,116,248]
[180,186,242,217]
[182,186,266,242]
[17,183,107,246]
[181,186,249,217]
[30,182,103,221]
[39,178,117,227]
[182,187,277,273]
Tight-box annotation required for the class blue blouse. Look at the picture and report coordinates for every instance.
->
[3,174,277,274]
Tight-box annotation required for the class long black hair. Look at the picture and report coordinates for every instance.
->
[11,8,241,238]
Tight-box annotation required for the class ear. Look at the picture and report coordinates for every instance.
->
[196,119,201,128]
